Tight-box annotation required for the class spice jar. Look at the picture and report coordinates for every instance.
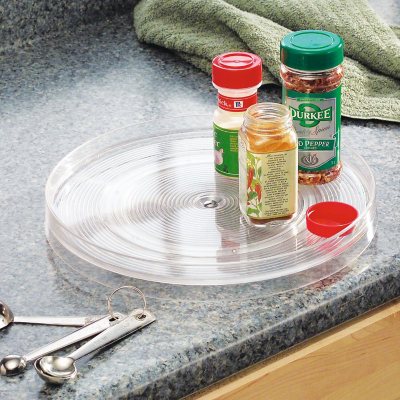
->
[212,52,262,178]
[280,30,344,185]
[239,103,298,224]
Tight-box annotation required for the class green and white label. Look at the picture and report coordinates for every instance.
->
[214,123,239,177]
[283,86,341,172]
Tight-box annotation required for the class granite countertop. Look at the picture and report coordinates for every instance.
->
[0,3,399,400]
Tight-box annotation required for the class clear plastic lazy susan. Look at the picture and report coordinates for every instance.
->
[45,115,377,287]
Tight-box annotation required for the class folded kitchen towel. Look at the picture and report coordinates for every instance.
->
[134,0,400,122]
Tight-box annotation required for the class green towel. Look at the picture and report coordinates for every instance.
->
[134,0,400,122]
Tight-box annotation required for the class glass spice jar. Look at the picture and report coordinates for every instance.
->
[280,30,344,185]
[239,103,298,224]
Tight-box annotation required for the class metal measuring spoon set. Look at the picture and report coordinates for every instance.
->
[0,286,155,384]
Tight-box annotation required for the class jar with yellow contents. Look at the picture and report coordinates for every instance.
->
[239,103,298,224]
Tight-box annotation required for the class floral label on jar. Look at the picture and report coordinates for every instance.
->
[283,86,341,172]
[239,136,297,220]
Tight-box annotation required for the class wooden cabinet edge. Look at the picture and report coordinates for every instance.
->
[187,298,400,400]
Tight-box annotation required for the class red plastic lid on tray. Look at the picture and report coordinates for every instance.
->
[212,52,262,89]
[306,201,358,238]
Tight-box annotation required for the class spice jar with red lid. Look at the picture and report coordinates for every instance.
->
[212,52,262,178]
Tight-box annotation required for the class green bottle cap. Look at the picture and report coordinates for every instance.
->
[280,30,344,71]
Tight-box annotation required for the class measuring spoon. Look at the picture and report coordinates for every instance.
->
[35,309,155,384]
[0,300,104,330]
[0,312,125,376]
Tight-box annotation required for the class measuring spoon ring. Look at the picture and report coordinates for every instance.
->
[0,312,124,376]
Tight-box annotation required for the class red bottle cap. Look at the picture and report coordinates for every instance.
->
[212,52,263,89]
[306,202,358,238]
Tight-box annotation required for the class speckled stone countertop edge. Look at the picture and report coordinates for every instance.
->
[116,255,400,399]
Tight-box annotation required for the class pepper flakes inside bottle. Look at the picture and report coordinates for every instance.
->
[280,30,345,185]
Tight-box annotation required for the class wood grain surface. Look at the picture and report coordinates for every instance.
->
[190,299,400,400]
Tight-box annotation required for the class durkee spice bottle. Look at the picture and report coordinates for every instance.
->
[212,52,262,178]
[239,103,298,224]
[280,30,344,185]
